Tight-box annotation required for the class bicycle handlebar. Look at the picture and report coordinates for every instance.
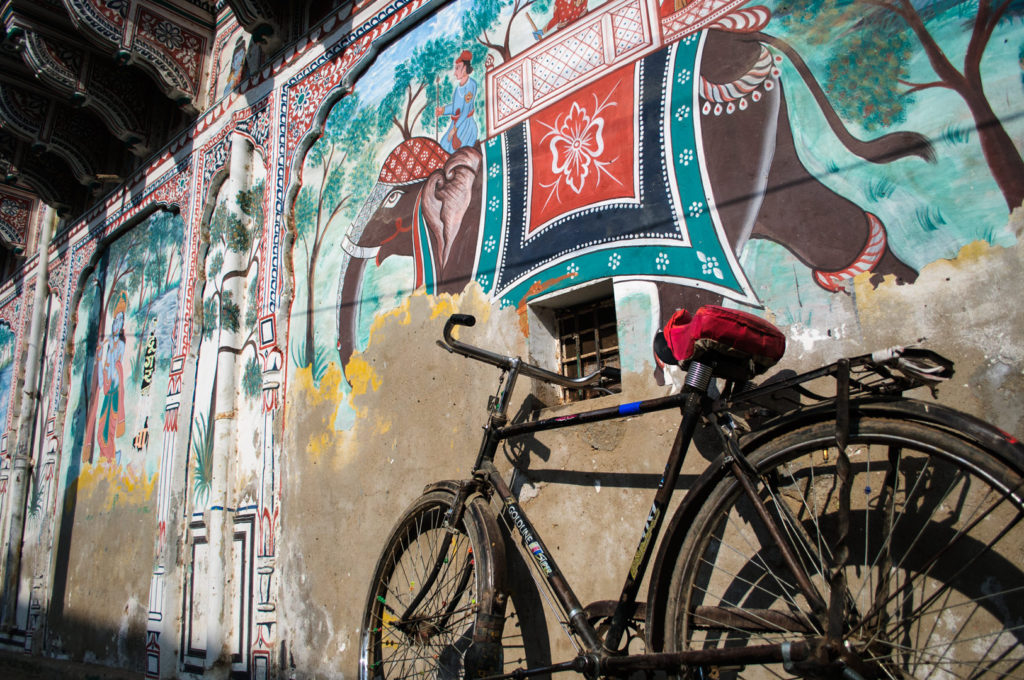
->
[439,314,619,389]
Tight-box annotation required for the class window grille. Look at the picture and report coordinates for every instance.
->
[555,297,621,402]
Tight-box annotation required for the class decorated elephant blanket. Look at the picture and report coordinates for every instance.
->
[472,35,757,308]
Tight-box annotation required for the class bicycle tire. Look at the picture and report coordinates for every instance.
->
[658,416,1024,679]
[360,488,506,680]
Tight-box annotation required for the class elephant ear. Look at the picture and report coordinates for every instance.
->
[420,146,483,270]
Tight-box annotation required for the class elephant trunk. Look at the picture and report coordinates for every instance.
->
[334,181,391,379]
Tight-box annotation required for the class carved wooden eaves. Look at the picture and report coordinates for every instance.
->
[60,0,214,112]
[226,0,285,49]
[0,80,128,190]
[0,130,87,216]
[0,186,33,251]
[18,30,158,155]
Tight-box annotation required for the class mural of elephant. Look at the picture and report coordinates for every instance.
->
[335,138,483,366]
[335,29,933,372]
[653,28,930,325]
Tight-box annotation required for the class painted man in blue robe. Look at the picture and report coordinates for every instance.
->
[436,50,478,153]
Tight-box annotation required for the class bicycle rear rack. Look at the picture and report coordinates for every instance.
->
[721,348,954,451]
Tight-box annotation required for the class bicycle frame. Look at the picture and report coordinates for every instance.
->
[436,343,818,675]
[434,314,961,678]
[477,386,698,653]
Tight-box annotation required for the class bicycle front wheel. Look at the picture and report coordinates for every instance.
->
[660,416,1024,679]
[360,488,505,680]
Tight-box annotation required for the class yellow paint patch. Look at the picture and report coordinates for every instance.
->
[77,460,157,512]
[367,295,414,340]
[429,296,458,320]
[853,240,998,308]
[288,363,348,459]
[346,356,381,396]
[284,283,503,471]
[291,362,344,409]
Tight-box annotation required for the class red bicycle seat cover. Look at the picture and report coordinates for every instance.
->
[663,306,786,372]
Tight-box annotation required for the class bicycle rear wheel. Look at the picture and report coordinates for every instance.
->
[360,488,505,680]
[660,416,1024,679]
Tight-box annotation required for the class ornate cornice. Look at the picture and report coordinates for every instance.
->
[61,0,211,110]
[224,0,280,45]
[0,187,32,250]
[0,81,115,187]
[0,131,85,214]
[19,30,155,153]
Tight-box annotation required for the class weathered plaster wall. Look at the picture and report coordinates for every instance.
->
[0,0,1019,678]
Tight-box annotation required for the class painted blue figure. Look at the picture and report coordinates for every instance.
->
[436,50,478,153]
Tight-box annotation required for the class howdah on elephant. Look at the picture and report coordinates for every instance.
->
[334,29,932,373]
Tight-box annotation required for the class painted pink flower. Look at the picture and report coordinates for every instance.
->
[547,102,605,194]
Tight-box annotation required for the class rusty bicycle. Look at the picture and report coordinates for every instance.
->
[360,308,1024,679]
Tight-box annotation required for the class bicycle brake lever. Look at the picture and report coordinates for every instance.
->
[436,339,454,354]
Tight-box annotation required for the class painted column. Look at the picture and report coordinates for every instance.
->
[0,206,54,631]
[147,335,190,678]
[253,346,282,679]
[205,129,253,673]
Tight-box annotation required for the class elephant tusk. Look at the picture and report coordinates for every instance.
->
[341,235,381,260]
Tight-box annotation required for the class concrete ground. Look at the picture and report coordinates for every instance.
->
[0,648,142,679]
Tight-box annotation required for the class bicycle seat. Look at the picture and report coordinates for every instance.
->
[655,305,786,380]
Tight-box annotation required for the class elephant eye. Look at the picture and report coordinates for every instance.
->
[382,189,404,208]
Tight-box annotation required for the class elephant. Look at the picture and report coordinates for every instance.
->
[652,28,931,327]
[334,29,933,374]
[335,138,483,366]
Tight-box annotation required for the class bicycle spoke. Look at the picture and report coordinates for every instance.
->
[363,494,495,680]
[889,509,1023,638]
[775,460,835,580]
[862,625,1024,676]
[711,504,818,627]
[669,418,1024,680]
[854,479,1024,642]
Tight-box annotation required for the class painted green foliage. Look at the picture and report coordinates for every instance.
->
[63,210,184,477]
[293,96,377,370]
[191,411,213,506]
[774,0,1024,210]
[189,179,266,506]
[201,181,263,350]
[0,322,15,434]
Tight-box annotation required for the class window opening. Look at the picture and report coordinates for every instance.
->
[556,297,621,402]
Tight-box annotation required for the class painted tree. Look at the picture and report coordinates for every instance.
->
[0,322,13,371]
[460,0,552,65]
[126,211,182,315]
[376,36,459,140]
[200,181,263,355]
[76,228,144,464]
[776,0,1024,210]
[193,182,265,498]
[294,94,376,368]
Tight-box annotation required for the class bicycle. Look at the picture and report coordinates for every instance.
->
[360,306,1024,679]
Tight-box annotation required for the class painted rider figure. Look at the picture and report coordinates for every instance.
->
[436,50,478,153]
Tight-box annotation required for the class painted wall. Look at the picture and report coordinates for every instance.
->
[0,0,1020,678]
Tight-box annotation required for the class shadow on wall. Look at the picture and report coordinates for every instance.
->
[2,613,146,678]
[0,641,143,680]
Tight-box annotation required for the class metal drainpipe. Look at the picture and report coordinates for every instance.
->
[1,206,55,631]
